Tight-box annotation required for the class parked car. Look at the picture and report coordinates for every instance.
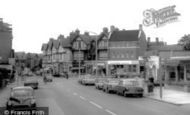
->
[78,75,86,84]
[95,78,107,90]
[6,86,36,109]
[81,75,96,85]
[115,78,144,97]
[24,78,39,89]
[45,75,53,82]
[102,79,119,93]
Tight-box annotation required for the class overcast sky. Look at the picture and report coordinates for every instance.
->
[0,0,188,53]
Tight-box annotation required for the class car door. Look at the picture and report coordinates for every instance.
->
[117,80,123,94]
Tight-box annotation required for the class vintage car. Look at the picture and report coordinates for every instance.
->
[95,78,107,90]
[24,78,39,89]
[81,75,96,85]
[6,86,36,109]
[45,75,53,82]
[78,75,86,84]
[115,78,144,97]
[102,79,119,93]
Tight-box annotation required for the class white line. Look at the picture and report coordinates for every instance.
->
[105,109,117,115]
[73,92,78,96]
[79,96,87,100]
[89,101,103,109]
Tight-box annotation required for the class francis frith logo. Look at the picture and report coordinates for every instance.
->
[143,5,180,27]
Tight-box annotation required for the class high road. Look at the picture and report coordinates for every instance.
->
[1,76,190,115]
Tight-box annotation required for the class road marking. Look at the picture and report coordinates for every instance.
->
[79,96,87,100]
[73,92,78,96]
[89,101,103,109]
[105,109,117,115]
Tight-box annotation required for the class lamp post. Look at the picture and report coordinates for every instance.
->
[78,40,81,78]
[86,31,98,77]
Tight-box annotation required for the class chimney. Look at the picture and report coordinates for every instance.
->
[103,27,108,33]
[110,25,116,33]
[75,29,80,35]
[84,32,89,36]
[139,24,143,31]
[147,37,151,43]
[49,38,54,41]
[156,37,159,43]
[58,35,64,41]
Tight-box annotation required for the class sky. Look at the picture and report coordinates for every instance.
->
[0,0,189,53]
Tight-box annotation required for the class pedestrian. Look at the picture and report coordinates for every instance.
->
[66,72,69,79]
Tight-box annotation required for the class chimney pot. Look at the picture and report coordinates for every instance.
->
[139,24,143,30]
[156,37,159,42]
[75,29,80,35]
[147,37,151,42]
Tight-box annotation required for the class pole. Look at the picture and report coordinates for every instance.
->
[95,36,98,78]
[79,46,81,78]
[159,57,163,99]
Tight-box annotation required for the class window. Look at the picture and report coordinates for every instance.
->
[132,65,137,72]
[126,53,128,59]
[81,42,86,49]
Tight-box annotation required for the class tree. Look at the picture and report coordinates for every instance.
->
[178,34,190,50]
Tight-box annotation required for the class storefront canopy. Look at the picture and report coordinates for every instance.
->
[107,60,139,65]
[170,56,190,60]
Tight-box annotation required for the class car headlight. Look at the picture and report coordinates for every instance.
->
[31,99,36,104]
[8,101,12,106]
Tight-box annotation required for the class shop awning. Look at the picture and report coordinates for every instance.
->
[71,67,85,70]
[164,60,180,66]
[107,60,139,65]
[170,56,190,60]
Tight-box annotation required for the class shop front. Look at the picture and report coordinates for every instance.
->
[85,61,107,77]
[164,56,190,85]
[107,60,140,78]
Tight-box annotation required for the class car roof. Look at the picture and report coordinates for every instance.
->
[12,86,33,90]
[120,78,139,81]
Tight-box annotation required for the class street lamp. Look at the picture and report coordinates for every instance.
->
[78,40,81,78]
[86,31,98,78]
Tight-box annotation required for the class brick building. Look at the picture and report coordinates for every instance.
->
[107,25,147,77]
[0,19,13,64]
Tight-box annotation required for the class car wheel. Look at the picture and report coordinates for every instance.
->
[123,91,128,97]
[6,103,12,110]
[116,91,120,95]
[138,94,143,98]
[106,88,110,93]
[31,103,36,108]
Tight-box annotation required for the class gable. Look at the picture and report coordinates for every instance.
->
[58,45,66,53]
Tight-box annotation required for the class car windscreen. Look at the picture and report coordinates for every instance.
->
[12,89,33,97]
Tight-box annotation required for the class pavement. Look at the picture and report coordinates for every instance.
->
[146,86,190,105]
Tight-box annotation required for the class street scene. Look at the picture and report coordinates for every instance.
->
[1,0,190,115]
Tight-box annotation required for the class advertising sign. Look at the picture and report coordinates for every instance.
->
[143,5,180,27]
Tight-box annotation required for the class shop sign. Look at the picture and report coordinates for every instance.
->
[143,5,180,27]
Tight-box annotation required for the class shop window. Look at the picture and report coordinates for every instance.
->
[132,65,137,72]
[186,69,190,81]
